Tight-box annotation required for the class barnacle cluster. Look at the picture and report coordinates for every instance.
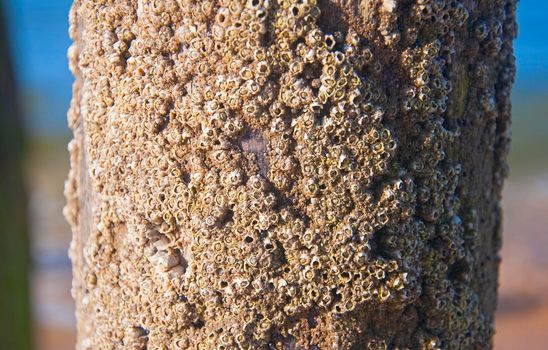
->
[65,0,516,349]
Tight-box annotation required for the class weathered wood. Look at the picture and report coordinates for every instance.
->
[66,1,516,349]
[0,3,31,350]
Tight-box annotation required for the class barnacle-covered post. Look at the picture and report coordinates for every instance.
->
[66,0,516,348]
[0,3,31,350]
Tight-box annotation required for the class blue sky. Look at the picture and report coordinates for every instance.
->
[3,0,547,134]
[514,0,548,91]
[4,0,73,134]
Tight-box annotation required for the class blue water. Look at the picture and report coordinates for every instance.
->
[2,0,547,134]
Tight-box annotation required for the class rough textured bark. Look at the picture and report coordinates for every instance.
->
[65,0,516,349]
[0,4,31,350]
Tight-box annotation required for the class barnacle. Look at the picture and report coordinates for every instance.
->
[67,0,516,348]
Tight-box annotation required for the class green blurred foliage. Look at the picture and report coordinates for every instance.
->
[0,4,31,350]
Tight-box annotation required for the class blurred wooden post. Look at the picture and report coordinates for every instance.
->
[67,1,517,349]
[0,3,31,350]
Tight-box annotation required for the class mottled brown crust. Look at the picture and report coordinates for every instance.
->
[64,0,516,349]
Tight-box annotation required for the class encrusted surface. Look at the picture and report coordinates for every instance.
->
[64,0,516,349]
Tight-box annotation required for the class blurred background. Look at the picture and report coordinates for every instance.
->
[0,1,547,349]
